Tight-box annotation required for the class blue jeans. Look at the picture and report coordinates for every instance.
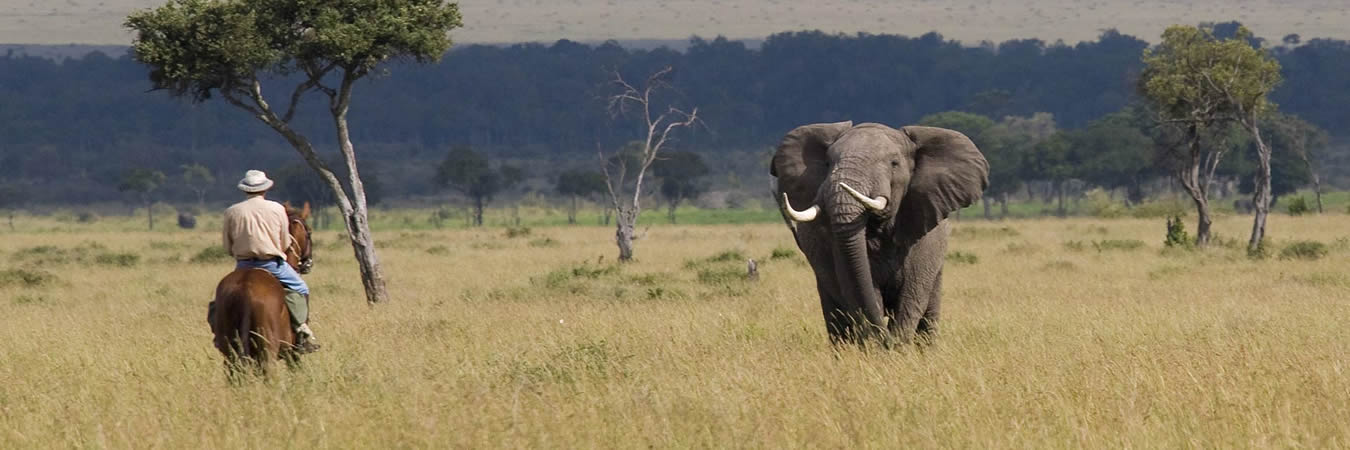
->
[236,258,310,296]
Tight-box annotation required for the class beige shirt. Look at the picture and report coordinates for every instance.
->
[223,196,291,260]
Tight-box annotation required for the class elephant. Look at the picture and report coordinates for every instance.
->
[770,122,989,345]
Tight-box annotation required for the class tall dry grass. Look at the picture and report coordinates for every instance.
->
[1,214,1348,448]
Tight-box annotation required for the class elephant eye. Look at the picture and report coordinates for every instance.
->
[890,161,900,168]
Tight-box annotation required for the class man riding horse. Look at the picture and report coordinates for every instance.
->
[223,170,321,353]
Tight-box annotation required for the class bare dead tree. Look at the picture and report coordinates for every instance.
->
[598,66,699,262]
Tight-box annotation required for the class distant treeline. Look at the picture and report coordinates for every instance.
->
[2,22,1349,205]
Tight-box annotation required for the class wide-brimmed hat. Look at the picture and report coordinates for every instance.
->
[238,170,274,193]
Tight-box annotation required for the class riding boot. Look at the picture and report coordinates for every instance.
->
[283,291,320,353]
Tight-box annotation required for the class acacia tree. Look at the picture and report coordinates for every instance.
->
[180,163,214,207]
[436,146,522,226]
[652,151,709,223]
[1141,26,1255,247]
[119,168,167,230]
[600,66,699,262]
[126,0,463,303]
[1263,113,1328,213]
[555,169,608,225]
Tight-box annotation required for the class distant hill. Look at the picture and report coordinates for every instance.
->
[0,39,766,61]
[0,44,128,60]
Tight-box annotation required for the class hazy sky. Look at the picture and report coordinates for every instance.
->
[1,0,1347,46]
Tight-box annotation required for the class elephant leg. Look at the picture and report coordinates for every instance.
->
[916,267,943,345]
[817,282,855,344]
[892,226,949,344]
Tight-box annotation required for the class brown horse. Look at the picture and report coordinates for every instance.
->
[208,202,315,374]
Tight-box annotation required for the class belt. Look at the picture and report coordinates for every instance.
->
[238,257,282,262]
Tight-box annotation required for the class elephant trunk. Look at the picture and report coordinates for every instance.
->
[827,177,888,335]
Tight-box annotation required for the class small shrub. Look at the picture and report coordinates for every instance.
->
[769,247,797,260]
[0,269,59,288]
[1092,239,1145,252]
[945,251,979,265]
[76,212,98,223]
[504,226,532,238]
[529,237,560,248]
[1286,196,1311,216]
[471,241,505,250]
[645,287,688,300]
[425,245,450,255]
[684,249,746,269]
[94,252,140,267]
[1063,241,1087,252]
[541,263,620,288]
[1210,233,1243,250]
[1291,272,1350,288]
[190,245,231,264]
[12,294,46,305]
[1002,241,1040,255]
[1083,188,1126,218]
[697,267,746,285]
[148,241,186,250]
[1164,215,1192,249]
[1040,260,1077,271]
[1279,240,1328,261]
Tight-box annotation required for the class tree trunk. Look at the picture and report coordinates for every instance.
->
[568,195,577,224]
[1193,195,1213,247]
[8,211,14,231]
[146,198,154,230]
[1056,181,1066,217]
[615,207,637,262]
[1313,173,1324,214]
[1246,118,1273,253]
[473,195,484,226]
[999,193,1009,219]
[1178,124,1217,247]
[982,197,992,220]
[330,74,390,304]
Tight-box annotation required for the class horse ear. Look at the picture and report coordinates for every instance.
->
[302,202,311,218]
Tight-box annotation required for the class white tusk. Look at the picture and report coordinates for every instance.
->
[782,193,819,223]
[839,182,889,211]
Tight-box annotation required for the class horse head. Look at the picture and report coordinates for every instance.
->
[283,202,314,274]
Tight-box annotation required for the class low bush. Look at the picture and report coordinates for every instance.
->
[769,247,797,260]
[1286,196,1311,216]
[1092,239,1145,252]
[1164,215,1191,249]
[1279,240,1328,261]
[529,237,560,248]
[505,226,532,238]
[94,252,140,267]
[425,245,450,255]
[190,245,231,264]
[0,268,59,288]
[945,251,979,265]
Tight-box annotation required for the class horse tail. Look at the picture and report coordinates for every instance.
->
[237,302,254,361]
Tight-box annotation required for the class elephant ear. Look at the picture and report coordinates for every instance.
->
[770,121,853,211]
[895,126,990,239]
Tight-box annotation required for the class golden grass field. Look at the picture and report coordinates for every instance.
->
[1,212,1349,448]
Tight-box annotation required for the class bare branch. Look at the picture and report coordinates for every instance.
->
[282,61,339,123]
